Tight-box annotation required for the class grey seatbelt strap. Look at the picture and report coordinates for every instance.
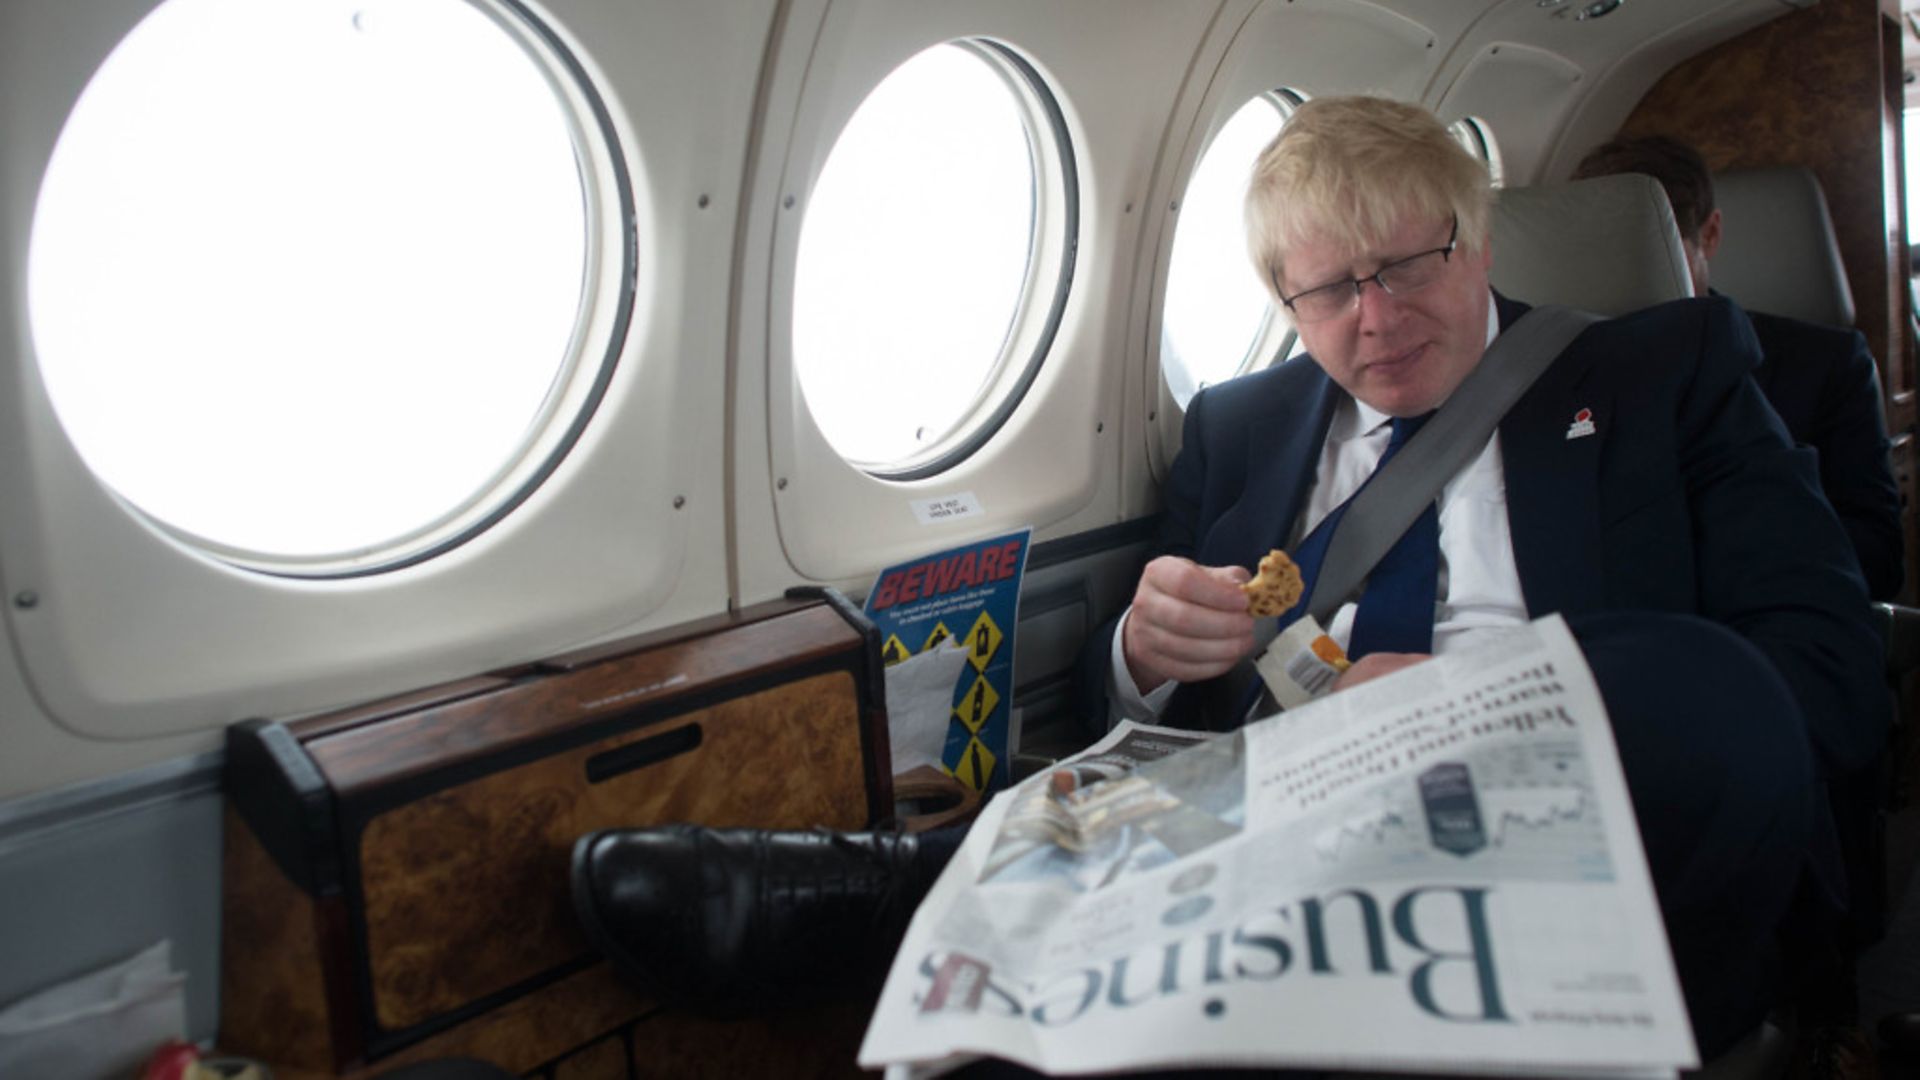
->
[1304,304,1599,621]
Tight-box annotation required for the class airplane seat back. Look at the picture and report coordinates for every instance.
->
[1713,170,1917,1060]
[1710,165,1856,328]
[1488,173,1694,316]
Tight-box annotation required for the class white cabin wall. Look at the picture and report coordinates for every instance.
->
[0,650,207,799]
[0,0,1837,1054]
[0,0,1813,801]
[731,0,1228,607]
[1130,0,1455,514]
[1119,0,1257,524]
[1424,0,1792,186]
[0,0,775,799]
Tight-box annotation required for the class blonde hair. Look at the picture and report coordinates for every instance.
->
[1246,96,1492,300]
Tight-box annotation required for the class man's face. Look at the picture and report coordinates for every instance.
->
[1282,214,1494,417]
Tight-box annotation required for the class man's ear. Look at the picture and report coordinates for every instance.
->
[1697,208,1723,260]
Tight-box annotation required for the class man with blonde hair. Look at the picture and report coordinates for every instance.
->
[569,96,1883,1065]
[1096,95,1882,1058]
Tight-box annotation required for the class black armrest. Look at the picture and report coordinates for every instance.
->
[1873,602,1920,685]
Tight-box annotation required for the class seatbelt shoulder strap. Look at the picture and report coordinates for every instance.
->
[1305,304,1599,619]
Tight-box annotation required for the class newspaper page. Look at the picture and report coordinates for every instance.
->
[859,615,1695,1078]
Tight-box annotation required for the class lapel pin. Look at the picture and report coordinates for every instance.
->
[1565,407,1596,441]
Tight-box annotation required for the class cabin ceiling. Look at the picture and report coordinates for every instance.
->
[1334,0,1811,183]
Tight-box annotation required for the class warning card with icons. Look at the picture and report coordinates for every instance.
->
[863,527,1031,793]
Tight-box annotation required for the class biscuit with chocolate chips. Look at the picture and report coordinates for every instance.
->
[1241,549,1304,617]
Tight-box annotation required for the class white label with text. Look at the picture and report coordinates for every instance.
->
[911,492,984,525]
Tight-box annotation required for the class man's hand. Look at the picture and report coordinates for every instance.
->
[1122,556,1255,693]
[1332,651,1429,691]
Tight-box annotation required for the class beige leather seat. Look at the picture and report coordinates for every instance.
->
[1488,172,1693,315]
[1710,165,1855,327]
[1491,169,1828,1080]
[1709,165,1912,1079]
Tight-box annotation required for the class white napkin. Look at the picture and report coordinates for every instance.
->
[0,940,187,1080]
[885,640,971,775]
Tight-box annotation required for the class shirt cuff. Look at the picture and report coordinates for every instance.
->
[1107,609,1178,728]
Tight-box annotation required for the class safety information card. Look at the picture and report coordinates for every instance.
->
[864,528,1031,793]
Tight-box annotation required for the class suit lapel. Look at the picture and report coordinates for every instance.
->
[1499,307,1609,617]
[1201,367,1340,571]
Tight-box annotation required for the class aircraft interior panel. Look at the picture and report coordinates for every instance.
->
[1,0,1917,1071]
[1218,0,1440,103]
[0,0,778,788]
[1132,0,1447,495]
[735,0,1223,600]
[1466,0,1781,181]
[1433,42,1588,191]
[1431,0,1791,185]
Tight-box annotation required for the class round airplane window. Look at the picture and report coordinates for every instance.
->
[1450,116,1505,188]
[26,0,629,574]
[1160,91,1301,409]
[791,40,1076,478]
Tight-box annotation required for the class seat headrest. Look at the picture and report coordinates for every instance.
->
[1489,174,1694,316]
[1709,166,1855,328]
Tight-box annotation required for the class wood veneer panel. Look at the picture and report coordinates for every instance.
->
[1620,0,1918,603]
[553,1032,629,1080]
[629,1002,874,1079]
[279,965,651,1079]
[262,982,870,1080]
[305,603,859,798]
[1619,0,1897,369]
[219,804,347,1072]
[358,670,868,1030]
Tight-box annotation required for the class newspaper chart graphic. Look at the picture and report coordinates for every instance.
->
[1298,738,1615,885]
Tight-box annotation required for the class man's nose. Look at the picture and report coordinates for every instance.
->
[1354,275,1401,332]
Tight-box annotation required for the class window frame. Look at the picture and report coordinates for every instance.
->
[1156,87,1304,410]
[1449,114,1505,188]
[25,0,638,579]
[0,0,736,741]
[792,37,1080,483]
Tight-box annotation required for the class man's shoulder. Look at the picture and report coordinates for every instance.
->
[1739,305,1869,360]
[1736,306,1878,432]
[1587,293,1745,338]
[1740,304,1857,339]
[1498,294,1748,363]
[1565,295,1762,375]
[1189,355,1328,417]
[1491,295,1765,420]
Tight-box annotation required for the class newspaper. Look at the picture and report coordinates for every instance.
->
[859,616,1696,1078]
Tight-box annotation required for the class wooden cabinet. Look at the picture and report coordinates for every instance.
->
[218,593,889,1078]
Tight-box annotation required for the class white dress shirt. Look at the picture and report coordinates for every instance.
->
[1109,294,1529,725]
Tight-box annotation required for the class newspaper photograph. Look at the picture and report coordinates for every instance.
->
[859,615,1695,1078]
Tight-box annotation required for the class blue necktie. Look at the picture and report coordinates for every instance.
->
[1347,415,1439,658]
[1235,413,1433,719]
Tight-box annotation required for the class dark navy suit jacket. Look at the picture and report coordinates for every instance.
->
[1088,293,1885,780]
[1742,306,1903,600]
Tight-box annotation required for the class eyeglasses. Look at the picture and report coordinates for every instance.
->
[1277,216,1458,324]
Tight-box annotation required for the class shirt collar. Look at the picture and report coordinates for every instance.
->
[1346,398,1391,442]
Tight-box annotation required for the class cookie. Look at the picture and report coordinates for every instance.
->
[1241,548,1304,617]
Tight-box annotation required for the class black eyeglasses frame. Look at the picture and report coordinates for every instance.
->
[1275,215,1459,321]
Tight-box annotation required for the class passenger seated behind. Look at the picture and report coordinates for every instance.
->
[571,97,1885,1064]
[1571,134,1903,600]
